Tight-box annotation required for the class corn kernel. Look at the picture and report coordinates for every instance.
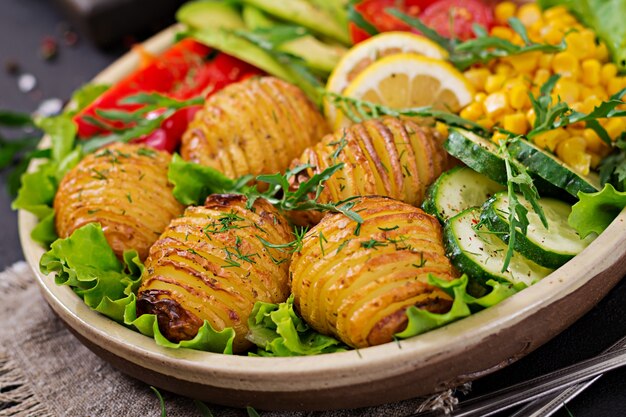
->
[581,59,601,87]
[605,118,626,139]
[541,26,565,45]
[552,51,580,78]
[533,68,552,88]
[460,102,484,121]
[533,128,568,152]
[538,53,554,69]
[435,122,449,138]
[518,3,542,26]
[503,113,529,135]
[505,51,540,74]
[590,153,603,169]
[495,63,514,77]
[495,2,517,25]
[484,92,510,119]
[474,92,487,103]
[566,30,596,60]
[492,131,509,144]
[592,85,609,101]
[464,68,491,91]
[583,128,611,155]
[601,63,618,85]
[509,84,529,110]
[543,6,569,21]
[556,136,591,175]
[527,108,537,127]
[596,42,609,63]
[607,77,626,96]
[554,78,581,104]
[485,74,507,94]
[491,26,515,41]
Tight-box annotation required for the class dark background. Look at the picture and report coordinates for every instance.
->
[1,1,625,416]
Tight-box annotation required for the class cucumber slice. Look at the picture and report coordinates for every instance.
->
[481,192,595,269]
[423,166,505,223]
[444,208,553,287]
[508,138,601,197]
[444,128,508,185]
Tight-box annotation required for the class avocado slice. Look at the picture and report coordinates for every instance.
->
[176,0,245,31]
[239,0,351,45]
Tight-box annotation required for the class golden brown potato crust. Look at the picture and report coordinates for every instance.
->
[54,143,183,260]
[137,195,293,353]
[290,196,457,348]
[289,117,450,225]
[181,76,330,179]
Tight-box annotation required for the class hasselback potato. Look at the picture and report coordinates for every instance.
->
[54,143,183,260]
[290,196,457,348]
[289,117,450,224]
[137,194,293,352]
[181,76,330,179]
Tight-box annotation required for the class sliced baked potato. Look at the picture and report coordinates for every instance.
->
[54,143,183,260]
[137,194,293,353]
[181,76,330,179]
[288,117,451,224]
[290,196,457,348]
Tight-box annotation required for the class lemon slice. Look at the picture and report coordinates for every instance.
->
[325,32,449,123]
[332,53,474,130]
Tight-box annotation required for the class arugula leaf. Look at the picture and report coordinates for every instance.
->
[247,295,347,356]
[568,183,626,238]
[347,0,379,36]
[599,133,626,191]
[396,274,518,338]
[40,222,236,353]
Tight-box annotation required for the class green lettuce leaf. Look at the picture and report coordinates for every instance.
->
[66,83,110,116]
[40,223,235,354]
[168,154,239,205]
[569,183,626,238]
[247,295,347,356]
[396,275,518,339]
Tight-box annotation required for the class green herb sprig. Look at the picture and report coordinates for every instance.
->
[82,93,204,153]
[527,75,626,145]
[322,90,487,134]
[387,9,565,71]
[347,0,379,37]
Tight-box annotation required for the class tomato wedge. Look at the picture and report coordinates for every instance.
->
[421,0,494,41]
[349,0,439,44]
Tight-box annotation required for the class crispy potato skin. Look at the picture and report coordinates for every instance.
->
[289,117,450,225]
[54,143,183,260]
[137,195,293,353]
[290,196,457,348]
[181,76,330,178]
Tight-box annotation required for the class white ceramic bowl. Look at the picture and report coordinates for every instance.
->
[19,25,626,411]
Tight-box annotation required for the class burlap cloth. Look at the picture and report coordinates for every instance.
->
[0,262,469,417]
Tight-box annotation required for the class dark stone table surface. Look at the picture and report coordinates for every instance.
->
[1,1,625,416]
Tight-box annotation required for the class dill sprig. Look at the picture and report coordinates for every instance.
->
[256,226,308,265]
[322,90,487,134]
[387,9,565,71]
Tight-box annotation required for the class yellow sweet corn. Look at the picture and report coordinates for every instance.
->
[534,129,569,152]
[464,68,491,91]
[601,64,618,85]
[517,3,542,27]
[509,84,529,110]
[581,60,602,87]
[583,128,611,155]
[605,118,626,140]
[552,52,580,78]
[556,136,591,175]
[460,102,483,121]
[483,92,510,119]
[554,78,580,104]
[495,2,517,25]
[485,74,507,94]
[492,131,509,144]
[503,113,529,135]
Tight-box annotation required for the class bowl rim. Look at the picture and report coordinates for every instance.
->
[18,24,626,394]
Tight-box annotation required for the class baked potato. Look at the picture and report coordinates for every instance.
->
[290,196,457,348]
[181,76,330,179]
[54,143,183,260]
[136,194,293,353]
[289,117,451,224]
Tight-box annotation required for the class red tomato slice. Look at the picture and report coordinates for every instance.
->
[350,0,439,44]
[420,0,494,41]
